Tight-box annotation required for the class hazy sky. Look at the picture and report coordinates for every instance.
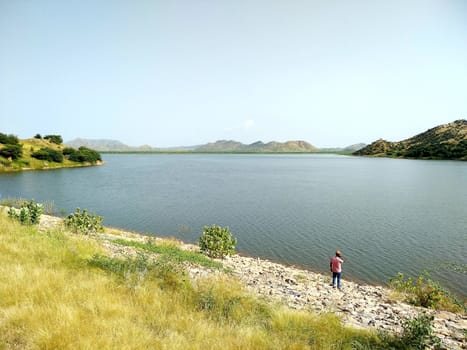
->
[1,0,466,148]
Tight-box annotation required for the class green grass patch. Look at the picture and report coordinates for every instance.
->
[87,253,191,292]
[113,238,223,270]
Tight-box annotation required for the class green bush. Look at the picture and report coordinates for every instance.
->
[198,225,237,259]
[62,147,77,156]
[64,208,104,234]
[0,144,23,160]
[76,146,102,163]
[31,147,64,163]
[44,134,63,145]
[64,146,102,163]
[389,272,465,312]
[7,200,43,225]
[400,312,441,350]
[0,133,19,145]
[374,312,442,350]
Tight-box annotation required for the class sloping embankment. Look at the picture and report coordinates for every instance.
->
[36,212,467,349]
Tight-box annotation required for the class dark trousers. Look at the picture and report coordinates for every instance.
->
[332,272,342,288]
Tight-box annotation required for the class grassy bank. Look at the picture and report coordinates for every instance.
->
[0,211,420,350]
[0,138,102,172]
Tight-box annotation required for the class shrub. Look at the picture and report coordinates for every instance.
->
[34,134,42,139]
[44,134,63,144]
[76,146,102,163]
[0,143,23,160]
[400,312,441,350]
[7,200,43,225]
[389,272,465,312]
[0,133,19,145]
[62,147,77,156]
[64,146,102,163]
[64,208,104,234]
[31,147,64,163]
[198,225,237,259]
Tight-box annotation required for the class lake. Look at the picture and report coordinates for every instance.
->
[0,154,466,296]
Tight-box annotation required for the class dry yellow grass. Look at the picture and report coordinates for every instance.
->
[0,213,383,350]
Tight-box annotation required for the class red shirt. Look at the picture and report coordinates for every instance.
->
[330,256,344,273]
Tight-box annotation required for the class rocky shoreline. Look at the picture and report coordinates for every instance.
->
[33,212,466,349]
[215,255,465,349]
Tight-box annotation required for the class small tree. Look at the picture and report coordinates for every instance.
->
[62,147,77,156]
[400,312,441,349]
[0,133,19,145]
[63,146,102,163]
[44,134,63,145]
[31,147,64,163]
[0,144,23,160]
[199,225,237,259]
[34,134,42,139]
[77,146,102,163]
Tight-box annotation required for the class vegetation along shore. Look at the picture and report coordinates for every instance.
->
[0,202,465,349]
[0,133,102,172]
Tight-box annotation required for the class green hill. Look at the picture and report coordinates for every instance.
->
[0,134,103,172]
[353,120,467,160]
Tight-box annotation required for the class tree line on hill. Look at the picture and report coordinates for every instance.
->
[0,132,102,164]
[353,119,467,160]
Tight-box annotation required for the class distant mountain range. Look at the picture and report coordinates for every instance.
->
[65,138,157,152]
[65,120,467,159]
[353,119,467,160]
[65,138,365,153]
[196,140,319,152]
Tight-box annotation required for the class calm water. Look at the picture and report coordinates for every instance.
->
[1,154,466,296]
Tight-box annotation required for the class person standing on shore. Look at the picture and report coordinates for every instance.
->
[330,250,344,289]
